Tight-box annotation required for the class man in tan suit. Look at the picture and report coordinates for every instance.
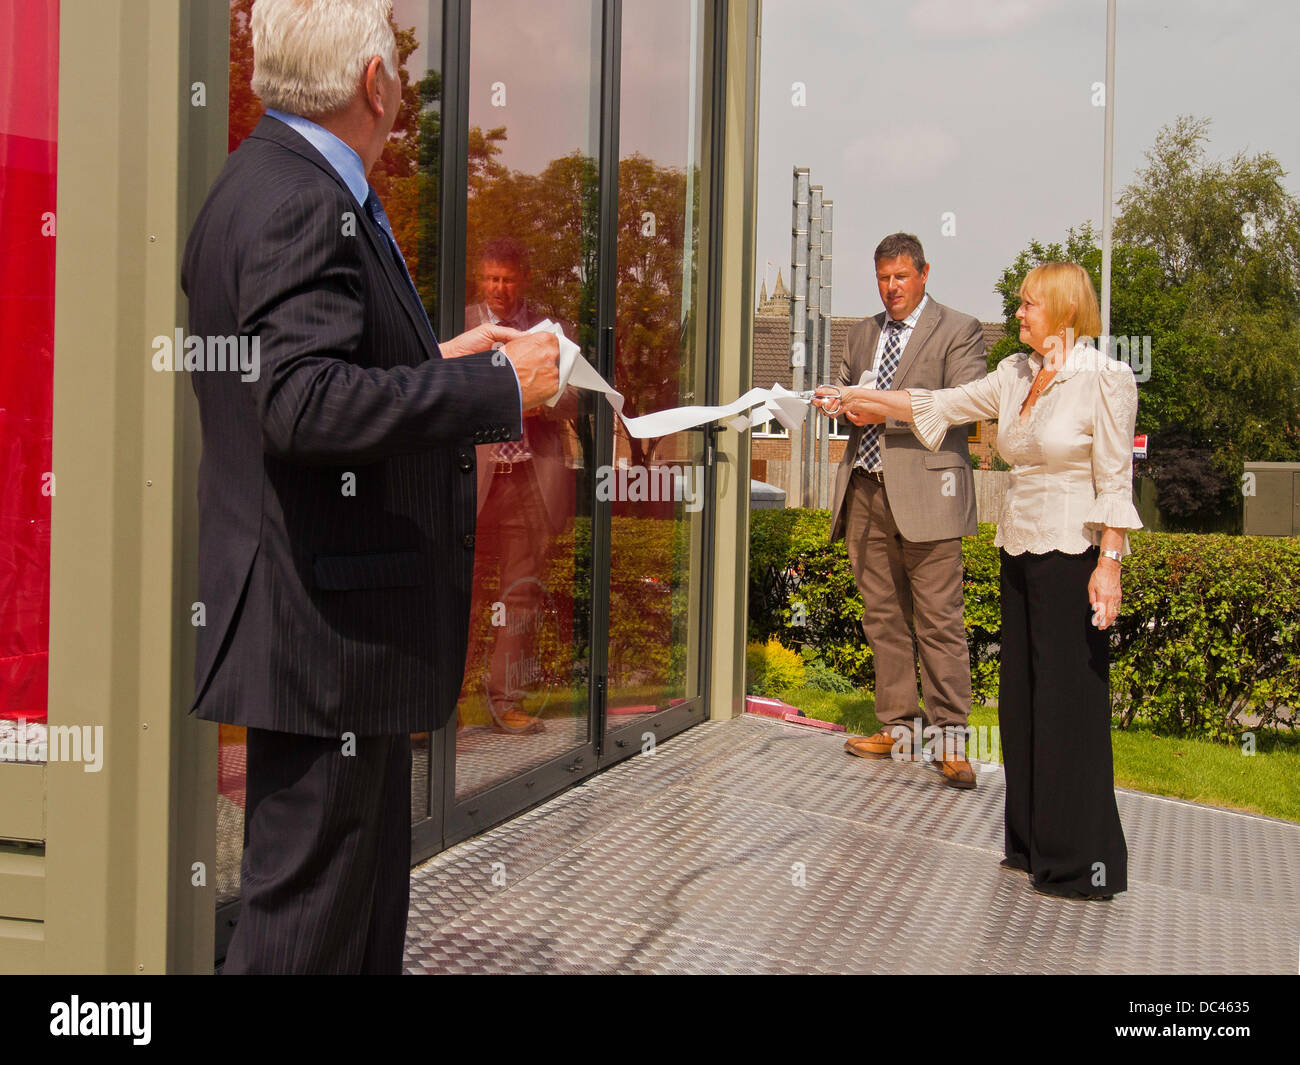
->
[464,237,577,733]
[814,233,984,788]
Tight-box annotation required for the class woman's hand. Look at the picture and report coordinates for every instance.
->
[440,322,525,359]
[1089,527,1126,630]
[830,387,913,426]
[811,385,881,422]
[1088,557,1122,630]
[841,392,884,426]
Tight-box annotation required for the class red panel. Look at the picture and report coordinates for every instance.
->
[0,2,58,722]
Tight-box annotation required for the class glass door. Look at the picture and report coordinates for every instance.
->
[442,0,716,831]
[601,0,710,762]
[443,0,603,840]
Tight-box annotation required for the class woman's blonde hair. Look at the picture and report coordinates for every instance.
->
[1019,261,1102,341]
[252,0,398,118]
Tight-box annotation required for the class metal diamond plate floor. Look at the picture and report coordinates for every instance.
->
[403,713,1300,974]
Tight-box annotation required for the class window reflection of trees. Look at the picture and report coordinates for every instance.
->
[229,1,438,318]
[467,130,700,468]
[468,135,700,707]
[232,2,698,477]
[229,2,699,712]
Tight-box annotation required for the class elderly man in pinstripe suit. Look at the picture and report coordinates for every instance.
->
[181,0,558,972]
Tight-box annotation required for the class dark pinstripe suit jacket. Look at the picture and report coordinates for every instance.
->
[181,115,521,737]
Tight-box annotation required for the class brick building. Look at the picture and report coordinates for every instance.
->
[749,309,1006,498]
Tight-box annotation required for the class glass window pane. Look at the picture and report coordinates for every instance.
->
[454,0,600,797]
[605,0,709,726]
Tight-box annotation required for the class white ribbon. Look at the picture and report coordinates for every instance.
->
[530,319,859,439]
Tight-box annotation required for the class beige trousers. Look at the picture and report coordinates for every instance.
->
[843,470,972,730]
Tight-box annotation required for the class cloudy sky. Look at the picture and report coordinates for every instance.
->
[755,0,1300,321]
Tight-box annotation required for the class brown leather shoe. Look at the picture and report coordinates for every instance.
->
[490,706,545,734]
[844,728,911,761]
[933,751,977,789]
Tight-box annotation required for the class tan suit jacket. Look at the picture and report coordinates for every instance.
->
[465,301,576,534]
[829,296,986,543]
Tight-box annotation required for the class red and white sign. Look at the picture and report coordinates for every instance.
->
[1133,434,1148,459]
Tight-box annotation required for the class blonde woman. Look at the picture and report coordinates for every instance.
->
[815,262,1140,900]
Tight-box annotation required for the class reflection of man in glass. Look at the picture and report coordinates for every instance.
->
[467,237,536,332]
[466,238,576,733]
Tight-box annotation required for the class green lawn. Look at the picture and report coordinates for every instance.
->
[779,688,1300,823]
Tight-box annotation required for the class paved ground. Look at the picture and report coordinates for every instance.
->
[403,713,1300,974]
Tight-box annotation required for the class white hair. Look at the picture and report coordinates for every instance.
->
[251,0,398,118]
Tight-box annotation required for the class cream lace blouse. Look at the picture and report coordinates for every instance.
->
[906,341,1143,556]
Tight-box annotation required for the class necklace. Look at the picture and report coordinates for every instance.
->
[1019,366,1057,421]
[1027,368,1056,399]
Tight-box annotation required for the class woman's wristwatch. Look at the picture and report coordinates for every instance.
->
[1099,549,1123,564]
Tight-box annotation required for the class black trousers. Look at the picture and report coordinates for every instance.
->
[999,548,1128,895]
[224,729,412,974]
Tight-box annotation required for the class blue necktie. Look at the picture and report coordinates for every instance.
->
[363,187,435,339]
[855,318,907,472]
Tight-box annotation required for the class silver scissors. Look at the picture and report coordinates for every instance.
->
[799,385,842,414]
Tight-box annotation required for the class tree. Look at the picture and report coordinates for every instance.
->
[228,0,260,152]
[465,148,700,468]
[1115,116,1300,470]
[411,68,443,316]
[1140,429,1235,526]
[992,117,1300,526]
[1116,116,1300,307]
[611,153,700,467]
[990,223,1106,371]
[993,225,1192,429]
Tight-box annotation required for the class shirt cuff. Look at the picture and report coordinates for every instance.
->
[1084,492,1143,535]
[506,356,524,425]
[905,389,948,452]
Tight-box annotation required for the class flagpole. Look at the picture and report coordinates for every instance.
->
[1100,0,1116,354]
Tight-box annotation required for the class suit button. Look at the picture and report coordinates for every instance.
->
[462,534,475,549]
[457,451,473,472]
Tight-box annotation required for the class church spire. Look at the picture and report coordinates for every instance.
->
[758,268,792,315]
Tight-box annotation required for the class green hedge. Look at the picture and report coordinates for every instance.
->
[749,510,1300,740]
[749,511,1002,705]
[1111,534,1300,739]
[745,638,805,695]
[533,515,691,694]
